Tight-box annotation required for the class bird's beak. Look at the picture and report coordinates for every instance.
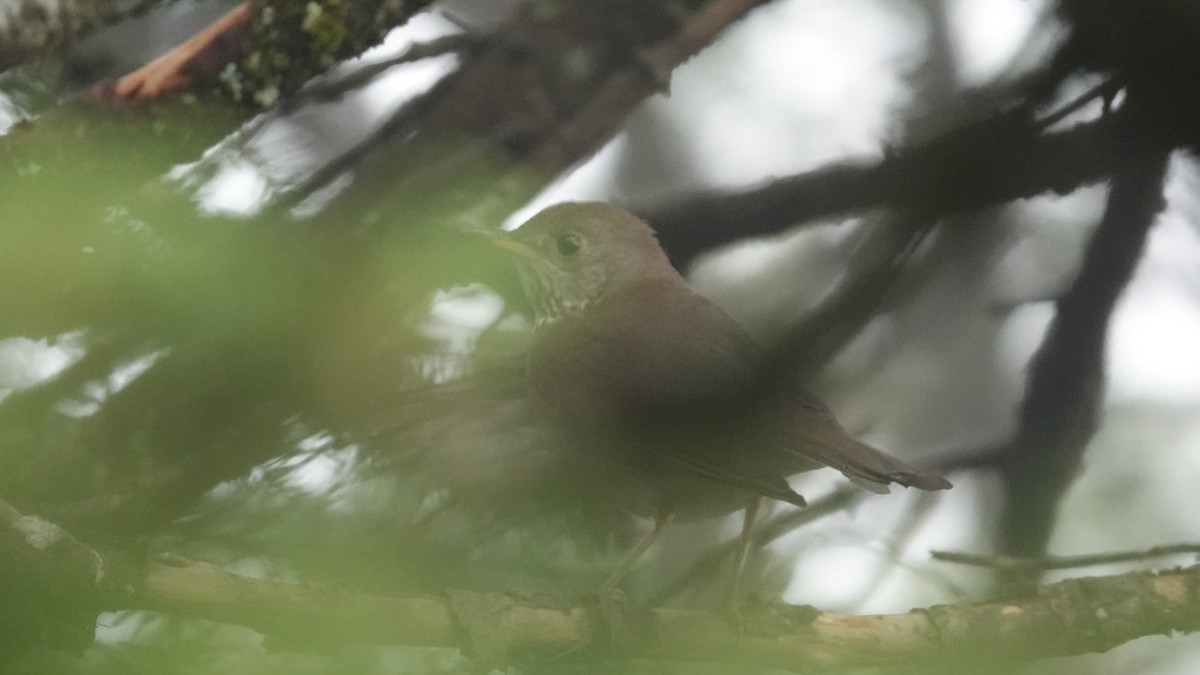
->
[467,227,537,259]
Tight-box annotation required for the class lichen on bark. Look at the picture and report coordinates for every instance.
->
[221,0,427,105]
[0,0,160,69]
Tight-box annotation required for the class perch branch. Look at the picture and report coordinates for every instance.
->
[5,496,1200,668]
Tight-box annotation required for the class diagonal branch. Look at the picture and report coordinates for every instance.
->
[81,0,437,105]
[93,1,254,103]
[309,0,778,229]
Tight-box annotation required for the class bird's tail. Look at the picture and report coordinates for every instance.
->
[832,436,952,494]
[778,424,952,495]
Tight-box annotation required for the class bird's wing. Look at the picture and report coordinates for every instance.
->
[647,439,809,508]
[529,278,949,497]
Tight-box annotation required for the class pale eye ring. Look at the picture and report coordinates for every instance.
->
[556,233,583,256]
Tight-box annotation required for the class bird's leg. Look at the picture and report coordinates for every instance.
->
[584,512,674,650]
[598,512,675,596]
[725,497,762,607]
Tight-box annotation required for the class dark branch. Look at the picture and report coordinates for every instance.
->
[311,0,777,229]
[280,33,477,111]
[994,87,1172,575]
[642,111,1128,267]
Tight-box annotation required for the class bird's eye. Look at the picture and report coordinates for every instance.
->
[556,233,583,256]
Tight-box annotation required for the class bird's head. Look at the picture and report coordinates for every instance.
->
[490,202,673,324]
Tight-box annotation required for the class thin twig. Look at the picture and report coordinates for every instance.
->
[846,489,962,610]
[264,67,463,216]
[527,0,775,175]
[931,442,1008,473]
[1035,76,1125,130]
[94,2,252,102]
[280,33,477,112]
[778,210,935,380]
[932,545,1200,571]
[652,485,863,604]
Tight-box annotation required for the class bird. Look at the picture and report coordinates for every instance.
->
[487,201,950,592]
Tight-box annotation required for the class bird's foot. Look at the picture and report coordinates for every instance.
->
[545,584,632,662]
[569,582,656,658]
[594,583,634,649]
[730,593,820,639]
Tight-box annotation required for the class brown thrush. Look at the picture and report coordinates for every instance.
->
[490,201,950,590]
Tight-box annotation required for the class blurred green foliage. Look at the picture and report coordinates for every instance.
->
[0,99,494,542]
[0,91,636,593]
[0,97,676,672]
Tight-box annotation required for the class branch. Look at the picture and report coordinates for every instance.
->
[642,110,1127,267]
[524,0,775,177]
[994,87,1172,573]
[203,0,438,104]
[123,560,1200,669]
[88,0,436,105]
[933,544,1200,571]
[279,33,477,110]
[7,497,1200,669]
[775,211,934,380]
[309,0,777,229]
[93,2,254,103]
